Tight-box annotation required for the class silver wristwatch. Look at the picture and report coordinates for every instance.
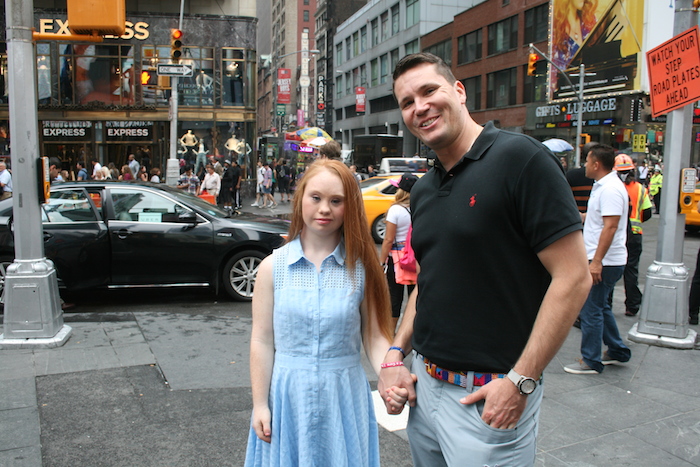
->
[507,369,537,395]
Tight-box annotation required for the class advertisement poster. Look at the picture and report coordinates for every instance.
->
[277,68,292,104]
[355,86,366,113]
[549,0,644,101]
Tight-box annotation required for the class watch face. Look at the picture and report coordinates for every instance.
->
[520,378,537,394]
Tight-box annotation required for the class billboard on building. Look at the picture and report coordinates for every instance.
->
[549,0,644,101]
[356,87,366,113]
[277,68,292,104]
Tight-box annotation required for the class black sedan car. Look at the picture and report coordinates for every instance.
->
[0,181,289,301]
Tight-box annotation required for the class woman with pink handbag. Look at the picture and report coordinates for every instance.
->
[380,172,418,329]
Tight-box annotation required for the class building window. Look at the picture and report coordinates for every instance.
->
[391,4,400,36]
[336,43,343,64]
[524,4,548,45]
[360,64,367,86]
[406,0,419,28]
[304,0,309,4]
[371,58,379,86]
[380,54,389,84]
[405,39,419,55]
[462,76,481,111]
[360,26,367,53]
[36,43,52,105]
[346,72,352,95]
[457,29,482,64]
[303,10,309,22]
[390,48,400,72]
[353,67,360,88]
[487,67,517,108]
[381,11,389,42]
[353,32,359,57]
[336,75,343,98]
[221,48,250,107]
[371,19,379,47]
[488,16,518,55]
[424,39,452,66]
[346,38,351,61]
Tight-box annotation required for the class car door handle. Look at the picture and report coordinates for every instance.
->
[113,229,133,240]
[43,232,53,241]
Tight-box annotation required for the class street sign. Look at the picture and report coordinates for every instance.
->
[276,104,286,116]
[647,26,700,118]
[299,76,311,87]
[157,64,193,77]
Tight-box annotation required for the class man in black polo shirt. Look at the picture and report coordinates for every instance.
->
[378,53,592,466]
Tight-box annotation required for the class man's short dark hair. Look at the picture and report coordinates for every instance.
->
[49,156,61,169]
[580,141,598,162]
[392,53,457,96]
[76,161,85,168]
[588,144,616,171]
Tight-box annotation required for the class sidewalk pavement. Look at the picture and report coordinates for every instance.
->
[1,202,700,466]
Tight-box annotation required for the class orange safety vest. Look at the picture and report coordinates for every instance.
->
[624,181,647,235]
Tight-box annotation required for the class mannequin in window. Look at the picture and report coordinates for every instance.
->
[225,136,241,159]
[180,130,199,160]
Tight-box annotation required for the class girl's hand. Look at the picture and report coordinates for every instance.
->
[252,406,272,443]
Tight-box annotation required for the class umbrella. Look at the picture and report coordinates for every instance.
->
[542,138,574,153]
[304,136,330,148]
[286,127,332,141]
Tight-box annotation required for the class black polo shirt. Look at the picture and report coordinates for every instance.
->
[410,122,582,373]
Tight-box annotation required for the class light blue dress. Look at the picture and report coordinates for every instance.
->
[244,238,380,467]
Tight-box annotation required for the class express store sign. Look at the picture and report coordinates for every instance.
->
[42,121,92,139]
[106,121,153,140]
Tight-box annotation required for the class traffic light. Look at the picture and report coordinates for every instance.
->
[141,69,157,86]
[527,53,538,77]
[694,0,700,11]
[170,29,183,63]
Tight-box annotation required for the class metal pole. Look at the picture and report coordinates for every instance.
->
[575,64,584,168]
[166,78,180,186]
[628,0,697,347]
[0,0,71,347]
[166,1,185,186]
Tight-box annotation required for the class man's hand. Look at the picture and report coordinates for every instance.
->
[460,378,527,429]
[589,259,603,284]
[378,366,417,414]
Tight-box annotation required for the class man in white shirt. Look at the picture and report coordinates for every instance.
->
[128,154,140,178]
[91,159,102,180]
[251,160,265,207]
[565,144,632,375]
[0,161,12,200]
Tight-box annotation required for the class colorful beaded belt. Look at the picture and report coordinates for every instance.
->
[422,355,506,388]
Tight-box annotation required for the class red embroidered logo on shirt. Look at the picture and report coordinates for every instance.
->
[469,194,477,207]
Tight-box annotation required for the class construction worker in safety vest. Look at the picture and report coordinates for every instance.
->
[610,154,653,317]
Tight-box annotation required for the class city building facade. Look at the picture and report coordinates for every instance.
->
[1,1,259,178]
[332,0,481,158]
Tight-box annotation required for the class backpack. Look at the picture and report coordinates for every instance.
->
[399,207,417,272]
[279,165,286,178]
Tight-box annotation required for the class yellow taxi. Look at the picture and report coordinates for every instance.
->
[685,184,700,233]
[361,174,423,243]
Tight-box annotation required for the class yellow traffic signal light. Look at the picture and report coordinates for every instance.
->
[141,69,157,86]
[527,53,538,77]
[170,29,183,63]
[694,0,700,11]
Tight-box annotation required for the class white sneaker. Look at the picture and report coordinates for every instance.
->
[250,203,259,207]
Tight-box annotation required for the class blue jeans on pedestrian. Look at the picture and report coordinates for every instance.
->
[580,265,631,373]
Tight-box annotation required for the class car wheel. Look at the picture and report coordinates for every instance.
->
[371,214,386,243]
[222,250,267,301]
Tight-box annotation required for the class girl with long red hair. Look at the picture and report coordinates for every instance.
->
[246,159,406,467]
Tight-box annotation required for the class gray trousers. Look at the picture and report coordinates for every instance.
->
[407,353,543,467]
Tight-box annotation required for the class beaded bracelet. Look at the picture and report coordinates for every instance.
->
[381,361,405,369]
[388,346,406,357]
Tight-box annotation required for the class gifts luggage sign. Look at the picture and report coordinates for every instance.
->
[647,26,700,118]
